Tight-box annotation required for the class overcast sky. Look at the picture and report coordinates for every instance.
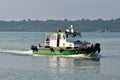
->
[0,0,120,20]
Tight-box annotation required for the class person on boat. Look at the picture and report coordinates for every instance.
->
[39,44,41,47]
[57,28,61,32]
[45,38,50,47]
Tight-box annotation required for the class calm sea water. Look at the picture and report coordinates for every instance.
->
[0,32,120,80]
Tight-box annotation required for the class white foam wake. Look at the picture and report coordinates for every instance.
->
[32,54,87,58]
[60,54,87,58]
[0,50,33,55]
[33,54,100,59]
[57,54,102,59]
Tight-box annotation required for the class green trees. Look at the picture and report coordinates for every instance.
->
[0,18,120,32]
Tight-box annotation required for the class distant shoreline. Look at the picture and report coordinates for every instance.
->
[0,18,120,32]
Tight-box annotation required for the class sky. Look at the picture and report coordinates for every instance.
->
[0,0,120,21]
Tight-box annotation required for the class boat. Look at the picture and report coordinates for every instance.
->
[31,25,101,58]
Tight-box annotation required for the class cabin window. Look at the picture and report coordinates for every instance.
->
[66,33,75,38]
[66,33,81,38]
[69,44,72,47]
[51,35,56,40]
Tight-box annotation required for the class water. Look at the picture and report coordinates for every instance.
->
[0,32,120,80]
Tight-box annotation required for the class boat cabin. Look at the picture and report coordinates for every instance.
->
[45,25,87,48]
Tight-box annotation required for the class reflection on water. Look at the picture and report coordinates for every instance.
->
[73,58,100,73]
[48,56,67,68]
[47,56,70,73]
[47,56,100,74]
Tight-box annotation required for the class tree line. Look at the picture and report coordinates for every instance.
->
[0,18,120,32]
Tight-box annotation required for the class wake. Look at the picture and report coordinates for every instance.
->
[33,53,102,59]
[58,54,102,59]
[0,49,33,55]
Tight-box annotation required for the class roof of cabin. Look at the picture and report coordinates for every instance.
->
[46,32,65,35]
